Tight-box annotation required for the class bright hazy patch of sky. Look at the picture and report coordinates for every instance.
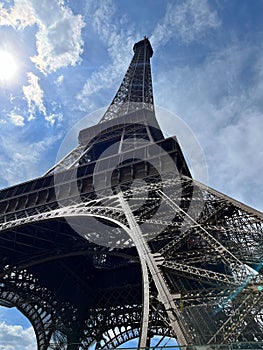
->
[0,0,262,348]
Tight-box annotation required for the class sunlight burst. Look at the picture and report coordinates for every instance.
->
[0,50,18,83]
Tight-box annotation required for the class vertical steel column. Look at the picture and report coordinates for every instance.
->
[117,191,189,347]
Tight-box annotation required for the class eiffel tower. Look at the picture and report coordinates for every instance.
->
[0,37,263,349]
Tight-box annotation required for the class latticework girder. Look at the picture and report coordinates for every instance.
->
[100,37,154,123]
[0,37,262,349]
[0,172,262,347]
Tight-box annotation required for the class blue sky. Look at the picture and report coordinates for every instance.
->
[0,0,262,348]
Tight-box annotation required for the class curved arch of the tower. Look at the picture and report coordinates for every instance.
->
[0,38,263,349]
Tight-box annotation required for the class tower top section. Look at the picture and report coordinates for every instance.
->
[99,37,154,123]
[133,36,153,57]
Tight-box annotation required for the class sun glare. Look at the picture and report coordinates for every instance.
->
[0,50,18,83]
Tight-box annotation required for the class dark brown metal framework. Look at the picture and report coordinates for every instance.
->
[0,38,263,349]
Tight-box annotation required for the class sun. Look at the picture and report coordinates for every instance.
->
[0,50,18,83]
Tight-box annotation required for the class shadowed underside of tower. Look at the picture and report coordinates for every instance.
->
[0,38,263,350]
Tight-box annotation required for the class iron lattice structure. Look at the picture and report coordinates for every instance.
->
[0,37,263,349]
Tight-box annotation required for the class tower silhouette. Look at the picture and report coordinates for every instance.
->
[0,37,263,349]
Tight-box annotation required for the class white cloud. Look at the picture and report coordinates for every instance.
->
[154,40,263,211]
[0,1,36,29]
[8,113,25,127]
[77,0,137,109]
[0,133,62,186]
[45,112,63,126]
[30,0,85,73]
[22,72,62,125]
[150,0,220,49]
[89,0,115,43]
[56,74,64,86]
[0,322,36,350]
[23,72,46,120]
[76,64,126,110]
[0,0,85,74]
[212,112,263,208]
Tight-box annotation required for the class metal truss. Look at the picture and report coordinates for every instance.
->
[44,37,155,176]
[0,172,262,348]
[44,144,87,175]
[0,37,263,349]
[100,37,154,123]
[0,269,78,349]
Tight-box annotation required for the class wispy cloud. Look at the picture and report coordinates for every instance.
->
[0,322,36,350]
[214,112,263,206]
[0,0,85,74]
[0,133,62,186]
[23,72,46,120]
[77,0,138,110]
[150,0,220,49]
[154,39,263,210]
[8,112,25,127]
[22,72,62,125]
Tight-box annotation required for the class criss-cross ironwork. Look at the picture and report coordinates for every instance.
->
[0,37,262,349]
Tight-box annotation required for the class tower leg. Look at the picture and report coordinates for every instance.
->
[117,192,189,347]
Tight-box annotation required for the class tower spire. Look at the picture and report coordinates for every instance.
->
[44,37,157,175]
[99,37,154,123]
